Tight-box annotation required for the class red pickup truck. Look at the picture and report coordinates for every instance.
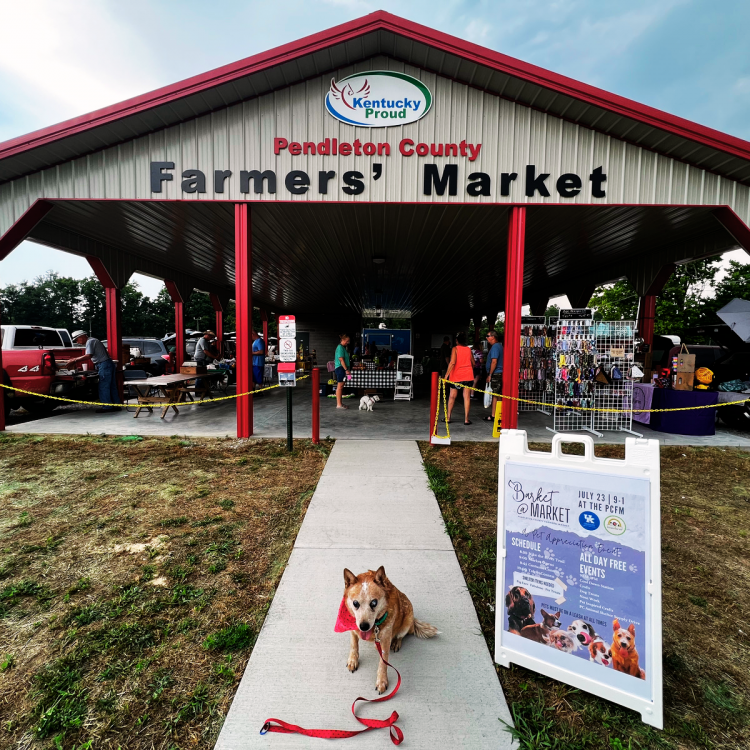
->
[1,325,98,417]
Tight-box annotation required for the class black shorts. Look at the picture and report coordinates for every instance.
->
[449,379,473,391]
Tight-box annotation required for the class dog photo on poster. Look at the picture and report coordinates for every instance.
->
[502,462,651,698]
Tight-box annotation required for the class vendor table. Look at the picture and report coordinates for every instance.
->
[648,388,718,436]
[348,370,397,389]
[127,372,227,418]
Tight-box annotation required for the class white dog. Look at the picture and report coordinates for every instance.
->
[358,395,381,411]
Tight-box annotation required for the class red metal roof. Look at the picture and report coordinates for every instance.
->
[2,11,750,184]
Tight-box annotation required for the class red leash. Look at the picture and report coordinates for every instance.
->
[260,638,404,745]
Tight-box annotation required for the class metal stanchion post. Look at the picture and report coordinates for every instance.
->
[312,367,320,444]
[429,371,439,440]
[286,387,293,452]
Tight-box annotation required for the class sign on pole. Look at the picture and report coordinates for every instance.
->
[279,338,297,363]
[495,430,662,729]
[278,315,296,338]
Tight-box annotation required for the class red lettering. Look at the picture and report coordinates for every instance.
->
[399,138,414,157]
[353,139,362,156]
[333,138,338,156]
[377,143,390,156]
[459,140,467,157]
[302,142,316,155]
[274,137,288,155]
[289,142,302,155]
[363,142,376,156]
[430,143,443,157]
[317,138,330,155]
[339,142,352,156]
[416,142,429,156]
[445,143,458,157]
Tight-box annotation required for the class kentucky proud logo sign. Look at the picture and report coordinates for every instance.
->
[326,71,432,127]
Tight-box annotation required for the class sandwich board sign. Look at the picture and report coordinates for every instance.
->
[494,430,663,729]
[279,337,297,363]
[278,315,296,338]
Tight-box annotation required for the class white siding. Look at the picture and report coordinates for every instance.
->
[2,55,750,237]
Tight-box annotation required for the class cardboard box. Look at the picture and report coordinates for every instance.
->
[181,364,206,375]
[673,372,694,391]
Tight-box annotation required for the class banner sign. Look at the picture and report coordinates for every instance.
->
[558,308,593,320]
[495,430,662,729]
[521,316,546,325]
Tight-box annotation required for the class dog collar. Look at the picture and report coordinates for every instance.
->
[375,612,388,628]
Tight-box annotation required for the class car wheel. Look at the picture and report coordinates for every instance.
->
[720,404,750,431]
[23,399,58,416]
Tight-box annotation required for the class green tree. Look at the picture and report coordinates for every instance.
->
[698,260,750,318]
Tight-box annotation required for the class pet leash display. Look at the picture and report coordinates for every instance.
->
[260,627,404,745]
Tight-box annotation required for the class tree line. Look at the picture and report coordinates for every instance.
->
[0,273,271,340]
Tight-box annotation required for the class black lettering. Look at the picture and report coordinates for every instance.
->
[500,172,517,196]
[318,170,336,194]
[181,169,206,194]
[423,164,458,196]
[214,169,232,193]
[342,170,365,195]
[556,173,582,198]
[467,172,491,197]
[285,170,310,195]
[151,161,174,193]
[525,165,550,197]
[240,170,276,194]
[590,166,607,198]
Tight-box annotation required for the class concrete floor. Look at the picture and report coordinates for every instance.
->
[6,377,750,447]
[215,440,515,749]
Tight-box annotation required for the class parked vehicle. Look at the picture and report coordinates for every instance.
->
[1,325,97,417]
[104,337,171,375]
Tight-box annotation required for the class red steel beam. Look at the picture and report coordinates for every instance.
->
[164,281,185,370]
[0,200,52,261]
[235,204,254,438]
[501,206,526,431]
[261,308,269,352]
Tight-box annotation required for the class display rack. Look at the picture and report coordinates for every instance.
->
[592,320,642,436]
[394,354,414,401]
[518,316,555,414]
[549,313,599,435]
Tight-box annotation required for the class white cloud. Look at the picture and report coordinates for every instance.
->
[0,0,161,137]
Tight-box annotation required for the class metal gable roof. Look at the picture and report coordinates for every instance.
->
[2,12,750,185]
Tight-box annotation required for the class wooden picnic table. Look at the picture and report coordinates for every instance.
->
[127,371,228,418]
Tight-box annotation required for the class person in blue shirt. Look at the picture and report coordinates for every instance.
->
[252,334,266,388]
[484,330,503,422]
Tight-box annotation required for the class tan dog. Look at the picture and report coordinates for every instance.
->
[611,618,645,679]
[520,608,561,644]
[343,566,438,694]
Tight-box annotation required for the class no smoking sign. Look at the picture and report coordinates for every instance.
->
[280,338,297,362]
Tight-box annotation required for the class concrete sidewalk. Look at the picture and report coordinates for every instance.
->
[215,440,515,749]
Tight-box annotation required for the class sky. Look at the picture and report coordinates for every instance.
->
[0,0,748,300]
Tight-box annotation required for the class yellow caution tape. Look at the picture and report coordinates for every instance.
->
[440,378,749,414]
[0,376,309,410]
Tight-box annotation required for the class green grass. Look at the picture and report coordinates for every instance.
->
[203,622,256,652]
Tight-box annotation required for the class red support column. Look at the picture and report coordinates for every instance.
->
[261,309,269,350]
[87,256,124,399]
[235,204,254,438]
[0,310,5,431]
[637,295,656,351]
[165,281,185,369]
[429,371,439,440]
[312,367,320,444]
[501,206,526,431]
[210,293,224,353]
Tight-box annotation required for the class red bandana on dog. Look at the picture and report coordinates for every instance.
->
[335,596,378,639]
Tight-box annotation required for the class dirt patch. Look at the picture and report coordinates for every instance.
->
[0,434,331,750]
[419,441,750,750]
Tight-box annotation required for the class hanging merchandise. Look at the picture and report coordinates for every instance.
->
[550,312,598,435]
[518,316,556,414]
[591,320,641,436]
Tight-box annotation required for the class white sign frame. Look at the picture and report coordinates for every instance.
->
[494,430,663,729]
